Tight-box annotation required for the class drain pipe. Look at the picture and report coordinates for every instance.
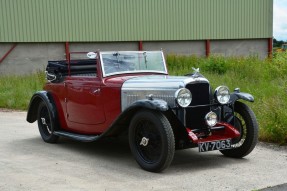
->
[139,40,143,51]
[65,41,70,60]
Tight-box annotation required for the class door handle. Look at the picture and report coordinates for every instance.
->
[92,88,101,94]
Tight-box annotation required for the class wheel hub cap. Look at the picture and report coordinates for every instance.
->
[41,118,46,125]
[41,117,51,134]
[140,137,149,146]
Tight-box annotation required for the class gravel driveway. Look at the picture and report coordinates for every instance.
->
[0,111,286,191]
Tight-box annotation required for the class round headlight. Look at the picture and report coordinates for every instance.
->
[205,111,218,127]
[175,88,192,107]
[215,86,230,104]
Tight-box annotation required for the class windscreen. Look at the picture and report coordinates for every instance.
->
[100,51,167,77]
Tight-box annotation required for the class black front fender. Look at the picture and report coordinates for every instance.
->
[230,92,254,103]
[128,99,169,112]
[102,99,169,137]
[26,91,57,123]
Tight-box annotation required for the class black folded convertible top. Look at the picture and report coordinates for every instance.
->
[46,59,97,82]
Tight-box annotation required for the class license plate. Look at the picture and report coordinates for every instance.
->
[198,139,231,152]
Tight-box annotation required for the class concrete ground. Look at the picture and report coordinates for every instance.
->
[0,111,286,191]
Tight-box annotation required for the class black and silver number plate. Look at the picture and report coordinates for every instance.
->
[199,139,231,152]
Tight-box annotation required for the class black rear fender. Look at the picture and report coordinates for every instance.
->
[26,91,57,123]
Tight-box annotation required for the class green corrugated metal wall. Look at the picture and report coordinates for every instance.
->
[0,0,273,42]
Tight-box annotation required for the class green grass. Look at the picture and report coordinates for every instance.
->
[0,52,287,144]
[0,71,45,110]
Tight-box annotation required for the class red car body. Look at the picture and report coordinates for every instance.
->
[45,74,153,134]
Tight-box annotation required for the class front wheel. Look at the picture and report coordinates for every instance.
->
[220,101,258,158]
[37,101,59,143]
[129,110,175,172]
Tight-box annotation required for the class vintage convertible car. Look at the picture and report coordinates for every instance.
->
[27,51,258,172]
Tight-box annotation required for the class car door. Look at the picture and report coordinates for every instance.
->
[66,77,106,125]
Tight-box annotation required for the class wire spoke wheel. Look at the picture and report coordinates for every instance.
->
[37,102,59,143]
[129,110,175,172]
[220,101,258,158]
[231,113,247,148]
[39,106,52,136]
[135,120,162,163]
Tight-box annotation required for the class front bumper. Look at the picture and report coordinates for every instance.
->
[185,122,240,144]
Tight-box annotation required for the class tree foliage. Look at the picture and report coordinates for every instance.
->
[273,38,287,48]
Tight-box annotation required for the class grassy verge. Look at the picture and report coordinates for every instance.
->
[0,52,286,144]
[0,71,45,110]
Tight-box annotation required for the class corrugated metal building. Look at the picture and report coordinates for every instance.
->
[0,0,273,74]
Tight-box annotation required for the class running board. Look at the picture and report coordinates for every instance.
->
[53,131,100,142]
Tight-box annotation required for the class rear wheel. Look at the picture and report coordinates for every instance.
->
[129,110,175,172]
[220,101,258,158]
[37,101,59,143]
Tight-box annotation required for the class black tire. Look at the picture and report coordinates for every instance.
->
[220,101,258,158]
[37,101,59,143]
[129,110,175,172]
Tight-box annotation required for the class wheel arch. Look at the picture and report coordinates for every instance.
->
[103,99,189,146]
[103,99,170,137]
[26,91,58,123]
